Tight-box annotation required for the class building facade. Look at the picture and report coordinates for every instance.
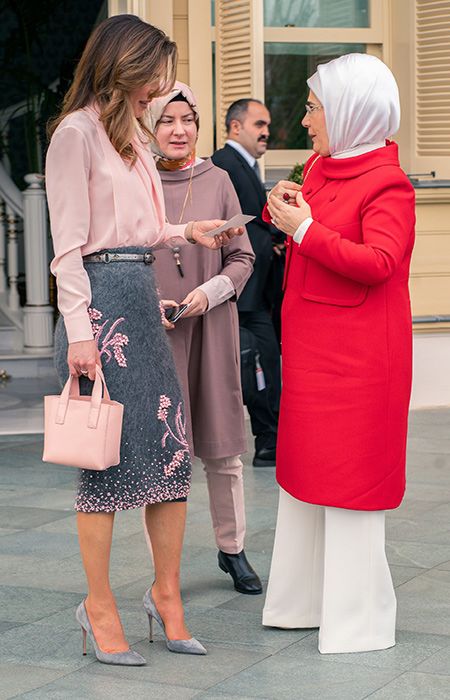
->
[0,0,449,405]
[107,0,450,406]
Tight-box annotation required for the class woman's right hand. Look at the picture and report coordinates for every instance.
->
[67,340,100,380]
[269,180,302,206]
[190,220,244,249]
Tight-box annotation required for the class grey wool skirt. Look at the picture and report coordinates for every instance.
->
[54,247,192,512]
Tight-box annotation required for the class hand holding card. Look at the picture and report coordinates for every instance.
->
[201,214,255,238]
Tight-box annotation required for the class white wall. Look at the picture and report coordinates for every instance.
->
[411,333,450,409]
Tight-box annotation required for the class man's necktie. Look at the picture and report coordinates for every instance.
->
[252,160,261,182]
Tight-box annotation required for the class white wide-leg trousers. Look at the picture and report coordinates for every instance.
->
[262,488,397,654]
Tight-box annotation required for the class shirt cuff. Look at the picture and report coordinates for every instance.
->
[196,275,235,312]
[64,313,94,344]
[293,217,313,245]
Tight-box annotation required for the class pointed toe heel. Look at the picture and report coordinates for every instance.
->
[76,602,146,666]
[143,588,207,655]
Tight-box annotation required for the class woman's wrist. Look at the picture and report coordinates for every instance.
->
[293,217,314,244]
[184,221,197,244]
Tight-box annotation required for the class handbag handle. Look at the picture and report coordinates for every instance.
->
[55,367,110,428]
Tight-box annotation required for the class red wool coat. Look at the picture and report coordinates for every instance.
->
[263,142,415,510]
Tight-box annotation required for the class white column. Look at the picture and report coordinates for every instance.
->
[22,174,53,352]
[6,204,20,311]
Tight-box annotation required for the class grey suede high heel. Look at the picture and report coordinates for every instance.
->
[143,588,207,655]
[76,601,146,666]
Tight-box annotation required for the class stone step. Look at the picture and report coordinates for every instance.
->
[0,351,55,378]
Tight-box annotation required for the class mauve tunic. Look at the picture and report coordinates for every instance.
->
[263,142,415,510]
[154,158,255,459]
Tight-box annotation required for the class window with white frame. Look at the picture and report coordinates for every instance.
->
[211,0,383,167]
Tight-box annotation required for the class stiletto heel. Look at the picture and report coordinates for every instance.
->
[143,588,207,655]
[148,613,154,642]
[76,601,146,666]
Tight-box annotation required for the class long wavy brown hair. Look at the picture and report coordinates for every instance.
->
[48,14,177,163]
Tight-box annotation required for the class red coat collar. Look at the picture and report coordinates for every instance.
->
[319,141,400,180]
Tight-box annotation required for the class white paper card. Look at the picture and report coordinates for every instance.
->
[201,214,255,238]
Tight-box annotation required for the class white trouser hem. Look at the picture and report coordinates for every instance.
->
[262,610,320,629]
[263,488,397,654]
[319,636,396,655]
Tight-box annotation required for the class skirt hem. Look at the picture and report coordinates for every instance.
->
[74,486,190,513]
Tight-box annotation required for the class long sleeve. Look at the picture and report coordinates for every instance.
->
[298,178,415,286]
[191,169,255,310]
[163,222,188,241]
[196,275,236,311]
[46,126,94,343]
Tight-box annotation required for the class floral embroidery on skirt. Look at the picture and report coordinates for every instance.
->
[54,247,192,512]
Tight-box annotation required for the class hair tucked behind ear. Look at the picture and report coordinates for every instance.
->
[48,14,177,164]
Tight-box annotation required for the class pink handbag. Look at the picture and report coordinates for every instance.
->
[43,367,123,470]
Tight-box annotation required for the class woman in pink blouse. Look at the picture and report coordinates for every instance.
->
[46,15,242,666]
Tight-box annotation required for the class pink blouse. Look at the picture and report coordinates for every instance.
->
[45,105,186,343]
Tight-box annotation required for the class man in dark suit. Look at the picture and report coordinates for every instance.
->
[212,99,281,467]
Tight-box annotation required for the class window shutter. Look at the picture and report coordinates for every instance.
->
[416,0,450,162]
[215,0,264,148]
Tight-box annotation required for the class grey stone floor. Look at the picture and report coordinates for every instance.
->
[0,410,450,699]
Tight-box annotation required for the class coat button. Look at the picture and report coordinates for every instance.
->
[329,193,337,201]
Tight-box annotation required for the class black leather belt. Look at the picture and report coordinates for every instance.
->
[83,251,155,264]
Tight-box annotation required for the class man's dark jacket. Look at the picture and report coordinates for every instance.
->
[212,144,275,312]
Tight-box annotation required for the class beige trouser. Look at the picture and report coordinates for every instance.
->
[143,456,246,556]
[202,456,246,554]
[263,488,397,654]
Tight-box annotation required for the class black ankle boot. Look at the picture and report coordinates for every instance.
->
[218,550,263,595]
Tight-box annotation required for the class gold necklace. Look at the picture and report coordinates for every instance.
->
[177,163,194,224]
[168,161,196,278]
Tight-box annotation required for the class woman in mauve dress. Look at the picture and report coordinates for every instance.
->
[147,83,262,596]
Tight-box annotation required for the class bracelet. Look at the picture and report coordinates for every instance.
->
[185,221,197,244]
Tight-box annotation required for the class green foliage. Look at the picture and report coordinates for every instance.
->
[287,162,305,185]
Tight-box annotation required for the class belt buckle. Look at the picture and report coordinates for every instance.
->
[143,251,154,265]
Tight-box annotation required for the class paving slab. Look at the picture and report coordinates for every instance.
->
[277,628,450,671]
[415,642,450,674]
[4,487,74,510]
[0,664,68,700]
[0,410,449,699]
[0,586,82,624]
[0,620,24,633]
[18,670,201,699]
[0,529,79,559]
[0,506,72,530]
[200,651,403,699]
[386,539,450,569]
[396,569,450,636]
[390,565,424,588]
[367,670,450,699]
[88,639,270,691]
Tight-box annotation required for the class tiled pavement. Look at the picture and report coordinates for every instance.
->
[0,400,450,698]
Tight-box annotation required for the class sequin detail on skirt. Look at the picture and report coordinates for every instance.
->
[54,247,192,512]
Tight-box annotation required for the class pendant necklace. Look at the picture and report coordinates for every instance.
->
[171,162,195,278]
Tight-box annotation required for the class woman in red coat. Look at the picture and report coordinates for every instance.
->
[261,54,415,653]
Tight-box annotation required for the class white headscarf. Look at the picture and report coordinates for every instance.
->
[307,53,400,158]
